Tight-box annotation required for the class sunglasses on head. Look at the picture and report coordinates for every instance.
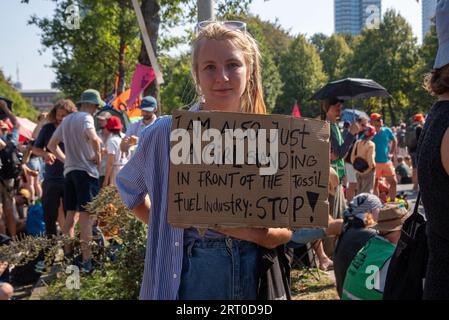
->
[195,20,247,33]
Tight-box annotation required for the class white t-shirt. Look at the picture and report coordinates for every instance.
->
[106,134,129,166]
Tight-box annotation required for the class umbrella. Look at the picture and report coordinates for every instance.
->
[4,117,36,141]
[340,109,369,124]
[312,78,391,101]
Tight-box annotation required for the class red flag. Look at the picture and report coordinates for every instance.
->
[292,100,301,118]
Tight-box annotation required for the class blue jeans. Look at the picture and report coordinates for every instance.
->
[178,237,258,300]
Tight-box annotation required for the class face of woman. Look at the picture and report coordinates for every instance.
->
[196,39,249,112]
[56,108,69,125]
[327,103,342,121]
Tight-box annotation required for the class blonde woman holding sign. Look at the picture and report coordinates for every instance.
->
[117,21,292,300]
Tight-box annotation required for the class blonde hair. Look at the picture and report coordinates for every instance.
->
[191,22,266,115]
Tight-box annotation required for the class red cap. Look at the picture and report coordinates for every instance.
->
[105,116,123,130]
[364,125,376,138]
[414,113,425,122]
[370,113,382,121]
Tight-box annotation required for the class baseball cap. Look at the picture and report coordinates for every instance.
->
[414,113,425,122]
[370,113,382,121]
[364,125,376,138]
[434,0,449,69]
[139,96,157,112]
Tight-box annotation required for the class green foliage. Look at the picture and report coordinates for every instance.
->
[318,34,353,81]
[28,0,141,100]
[344,10,420,124]
[159,54,196,114]
[0,70,38,120]
[275,35,327,116]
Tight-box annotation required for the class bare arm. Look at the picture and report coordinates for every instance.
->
[441,127,449,176]
[132,195,151,225]
[215,227,293,249]
[103,154,115,187]
[47,136,65,163]
[85,128,102,168]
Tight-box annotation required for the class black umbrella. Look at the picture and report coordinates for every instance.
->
[313,78,391,100]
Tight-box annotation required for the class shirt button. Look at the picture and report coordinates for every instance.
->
[173,274,178,279]
[174,242,179,247]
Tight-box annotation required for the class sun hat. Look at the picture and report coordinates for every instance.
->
[105,116,123,131]
[76,89,105,108]
[372,203,409,232]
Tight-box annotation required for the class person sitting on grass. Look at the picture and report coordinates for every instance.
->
[333,193,383,297]
[341,203,409,300]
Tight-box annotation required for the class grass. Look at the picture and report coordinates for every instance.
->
[291,268,339,300]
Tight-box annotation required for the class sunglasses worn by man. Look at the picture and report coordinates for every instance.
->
[195,20,246,33]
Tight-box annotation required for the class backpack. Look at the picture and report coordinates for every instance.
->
[0,139,23,180]
[26,203,46,237]
[383,193,428,300]
[405,124,420,150]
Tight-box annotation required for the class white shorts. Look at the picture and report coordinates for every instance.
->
[345,162,357,184]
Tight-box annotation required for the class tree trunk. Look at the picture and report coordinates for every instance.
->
[117,0,127,96]
[138,0,161,115]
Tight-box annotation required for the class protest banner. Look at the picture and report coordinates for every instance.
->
[168,110,330,228]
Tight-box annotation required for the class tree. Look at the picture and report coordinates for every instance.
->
[29,0,141,101]
[275,35,327,116]
[28,0,254,112]
[345,10,419,125]
[0,70,38,120]
[315,34,353,81]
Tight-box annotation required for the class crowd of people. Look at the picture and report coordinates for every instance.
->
[1,0,449,301]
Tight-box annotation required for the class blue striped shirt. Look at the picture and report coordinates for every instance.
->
[116,115,184,300]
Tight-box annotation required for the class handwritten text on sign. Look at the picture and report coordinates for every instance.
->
[168,110,330,228]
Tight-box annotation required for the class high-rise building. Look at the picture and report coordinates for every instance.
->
[335,0,382,35]
[422,0,437,39]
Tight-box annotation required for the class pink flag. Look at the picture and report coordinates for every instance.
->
[126,64,156,108]
[292,100,301,118]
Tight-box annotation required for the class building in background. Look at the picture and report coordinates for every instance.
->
[20,89,61,112]
[335,0,382,35]
[422,0,437,39]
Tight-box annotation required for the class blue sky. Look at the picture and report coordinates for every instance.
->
[0,0,422,90]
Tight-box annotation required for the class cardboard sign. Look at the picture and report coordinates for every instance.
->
[168,110,330,229]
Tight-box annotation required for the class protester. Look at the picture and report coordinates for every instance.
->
[117,21,292,300]
[341,203,409,300]
[418,0,449,300]
[320,99,360,180]
[0,231,13,300]
[0,98,21,238]
[120,96,158,155]
[33,99,77,236]
[48,89,104,273]
[395,156,412,184]
[408,113,425,192]
[351,125,376,194]
[370,113,398,201]
[396,123,407,157]
[333,193,383,297]
[96,110,112,187]
[103,116,128,187]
